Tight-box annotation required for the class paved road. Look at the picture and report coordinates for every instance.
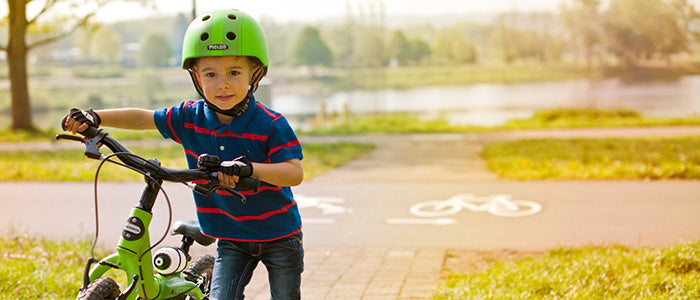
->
[2,126,700,299]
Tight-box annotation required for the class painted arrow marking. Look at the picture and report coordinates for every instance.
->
[386,218,456,225]
[303,218,336,224]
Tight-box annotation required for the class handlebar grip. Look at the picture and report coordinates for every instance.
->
[79,126,100,139]
[237,177,260,193]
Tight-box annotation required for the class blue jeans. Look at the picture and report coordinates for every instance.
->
[209,233,304,300]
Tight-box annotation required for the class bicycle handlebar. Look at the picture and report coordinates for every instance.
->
[56,126,259,203]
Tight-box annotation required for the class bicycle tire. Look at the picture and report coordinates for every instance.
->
[183,255,215,296]
[76,277,120,300]
[488,200,541,217]
[410,200,462,217]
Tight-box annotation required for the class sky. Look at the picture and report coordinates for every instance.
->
[93,0,572,23]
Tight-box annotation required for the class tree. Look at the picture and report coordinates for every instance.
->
[433,31,477,65]
[90,26,123,65]
[602,0,689,66]
[0,0,146,131]
[291,26,333,67]
[450,36,477,64]
[139,32,172,67]
[170,13,189,66]
[560,0,604,68]
[409,39,431,64]
[387,30,412,65]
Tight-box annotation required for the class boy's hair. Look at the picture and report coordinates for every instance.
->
[191,56,264,70]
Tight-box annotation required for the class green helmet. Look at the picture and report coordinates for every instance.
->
[181,8,269,70]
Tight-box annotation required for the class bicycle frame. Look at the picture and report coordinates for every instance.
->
[84,175,206,299]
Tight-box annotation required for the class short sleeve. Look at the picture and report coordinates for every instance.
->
[268,116,303,163]
[154,101,187,144]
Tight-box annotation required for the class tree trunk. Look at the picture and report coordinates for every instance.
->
[7,0,34,131]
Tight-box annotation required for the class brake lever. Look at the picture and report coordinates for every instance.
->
[217,186,247,204]
[189,182,247,204]
[55,129,107,160]
[56,134,87,144]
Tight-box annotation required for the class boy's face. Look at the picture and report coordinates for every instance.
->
[193,56,257,111]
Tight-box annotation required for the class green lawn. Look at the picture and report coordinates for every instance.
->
[0,142,374,182]
[0,236,97,299]
[436,242,700,299]
[301,109,700,136]
[482,136,700,180]
[3,235,699,299]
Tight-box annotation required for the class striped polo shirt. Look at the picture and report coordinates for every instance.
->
[153,97,303,242]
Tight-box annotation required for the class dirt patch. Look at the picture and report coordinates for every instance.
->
[441,249,545,279]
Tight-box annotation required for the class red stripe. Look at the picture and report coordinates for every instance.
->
[196,199,297,222]
[256,103,283,123]
[257,102,278,119]
[216,185,281,196]
[269,140,301,156]
[184,148,198,159]
[166,107,181,144]
[206,226,302,242]
[183,123,267,141]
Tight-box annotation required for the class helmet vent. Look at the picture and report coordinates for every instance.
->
[228,14,237,20]
[227,32,236,40]
[200,33,209,41]
[201,15,211,21]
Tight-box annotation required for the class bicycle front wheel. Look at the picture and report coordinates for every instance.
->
[488,200,541,217]
[410,200,461,217]
[76,277,120,300]
[183,255,215,296]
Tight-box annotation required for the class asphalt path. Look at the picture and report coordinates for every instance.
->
[2,126,700,252]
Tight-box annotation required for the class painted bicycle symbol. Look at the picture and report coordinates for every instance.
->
[410,194,541,217]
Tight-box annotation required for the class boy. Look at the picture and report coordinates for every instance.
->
[63,8,304,299]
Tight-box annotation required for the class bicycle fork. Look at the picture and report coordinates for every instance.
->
[84,207,160,299]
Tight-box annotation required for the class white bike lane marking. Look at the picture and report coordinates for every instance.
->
[387,193,542,225]
[295,194,351,224]
[386,218,456,225]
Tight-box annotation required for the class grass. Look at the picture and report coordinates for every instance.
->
[501,108,700,129]
[0,142,374,182]
[481,136,700,180]
[3,235,699,299]
[301,142,375,179]
[435,242,700,299]
[303,113,472,135]
[301,109,700,136]
[3,108,700,141]
[0,235,99,299]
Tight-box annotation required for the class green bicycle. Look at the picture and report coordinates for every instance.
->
[57,126,259,300]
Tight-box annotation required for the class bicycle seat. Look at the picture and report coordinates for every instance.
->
[171,220,216,246]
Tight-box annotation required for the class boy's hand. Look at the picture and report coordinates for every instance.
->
[62,108,101,134]
[221,157,253,177]
[218,157,253,189]
[217,171,240,189]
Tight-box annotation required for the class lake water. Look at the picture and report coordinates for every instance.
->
[4,76,700,130]
[272,76,700,128]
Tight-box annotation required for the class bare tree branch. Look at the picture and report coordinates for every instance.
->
[27,12,95,50]
[27,0,60,25]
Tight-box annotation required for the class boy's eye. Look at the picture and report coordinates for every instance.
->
[230,70,240,76]
[205,72,216,77]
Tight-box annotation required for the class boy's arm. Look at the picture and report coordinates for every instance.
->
[252,159,304,187]
[218,158,303,188]
[64,108,156,134]
[97,108,156,130]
